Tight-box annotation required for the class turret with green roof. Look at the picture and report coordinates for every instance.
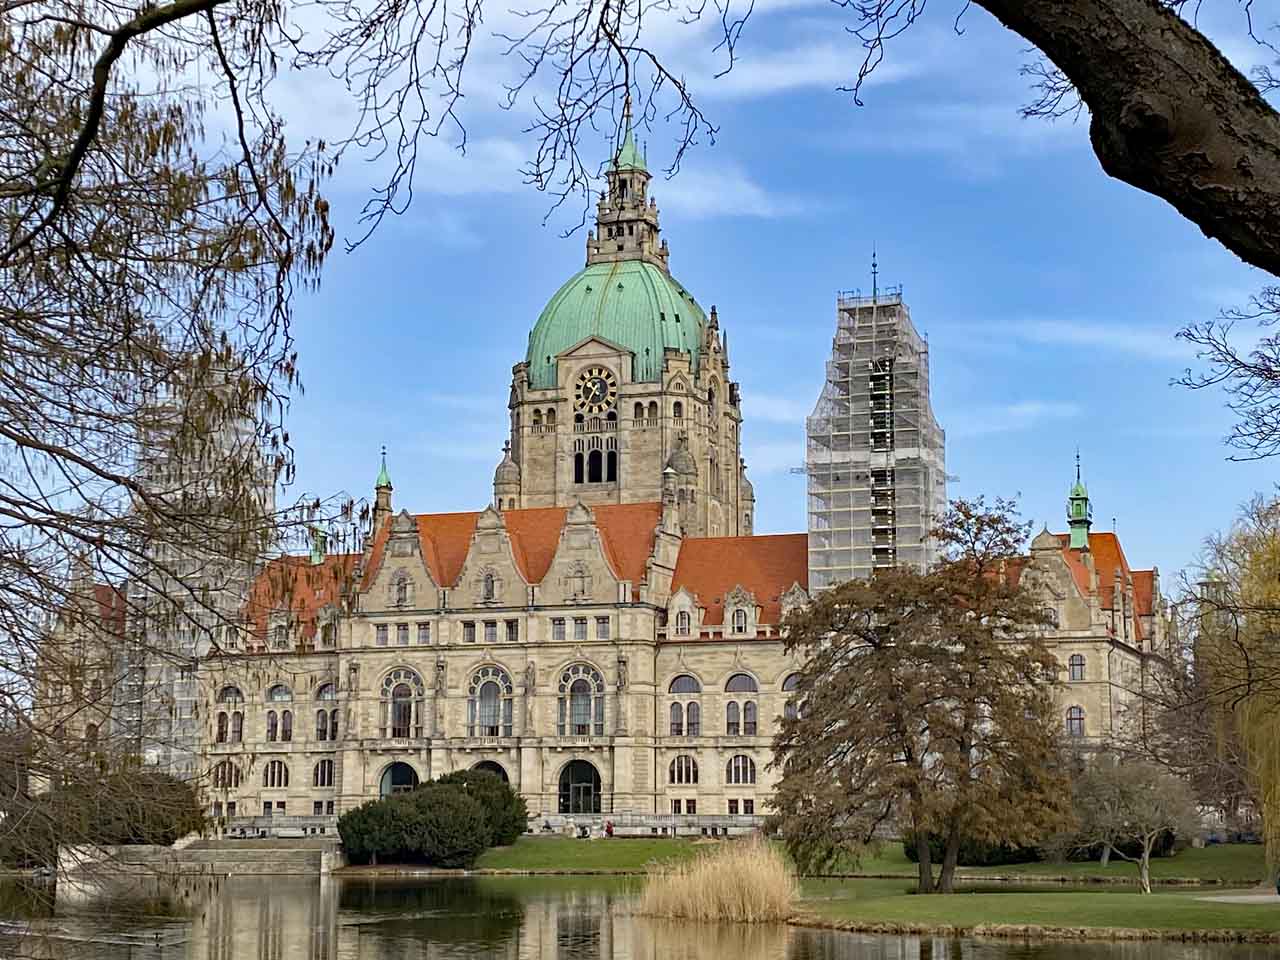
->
[1067,452,1092,550]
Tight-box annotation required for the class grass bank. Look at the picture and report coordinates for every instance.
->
[797,882,1280,938]
[475,837,1266,885]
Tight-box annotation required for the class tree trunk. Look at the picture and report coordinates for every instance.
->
[1138,836,1153,894]
[974,0,1280,277]
[917,837,935,894]
[937,824,962,894]
[1100,843,1112,867]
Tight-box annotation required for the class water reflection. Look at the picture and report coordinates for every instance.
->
[1,876,1277,960]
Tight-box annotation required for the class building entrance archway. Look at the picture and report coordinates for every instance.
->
[379,762,419,798]
[558,760,601,814]
[473,760,509,784]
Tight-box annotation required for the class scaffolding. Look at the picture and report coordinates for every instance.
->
[806,286,946,590]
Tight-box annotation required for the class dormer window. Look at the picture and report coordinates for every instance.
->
[732,609,747,633]
[675,611,691,636]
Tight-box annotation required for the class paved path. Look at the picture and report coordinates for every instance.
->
[1197,893,1280,904]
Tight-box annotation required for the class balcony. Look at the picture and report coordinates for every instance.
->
[573,417,617,433]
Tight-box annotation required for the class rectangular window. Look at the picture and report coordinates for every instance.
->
[263,802,272,817]
[396,623,409,646]
[728,799,739,815]
[574,618,588,641]
[375,624,388,647]
[686,799,696,815]
[595,617,610,640]
[464,621,476,643]
[313,801,323,816]
[417,622,431,645]
[213,801,223,818]
[743,799,754,815]
[552,618,566,642]
[506,620,519,643]
[326,800,335,816]
[484,621,498,644]
[276,801,286,813]
[671,799,682,815]
[227,801,236,818]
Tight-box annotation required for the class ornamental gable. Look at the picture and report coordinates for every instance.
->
[454,506,530,608]
[539,502,622,606]
[361,510,441,614]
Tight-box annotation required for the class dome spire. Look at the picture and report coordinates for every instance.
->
[613,94,646,173]
[588,93,667,271]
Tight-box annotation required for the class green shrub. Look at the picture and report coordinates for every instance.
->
[338,782,492,867]
[902,832,1042,867]
[436,770,528,846]
[340,799,408,866]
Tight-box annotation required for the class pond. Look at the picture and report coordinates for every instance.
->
[0,876,1274,960]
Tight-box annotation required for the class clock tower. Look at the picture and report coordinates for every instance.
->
[493,102,754,538]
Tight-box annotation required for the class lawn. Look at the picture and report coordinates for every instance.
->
[475,836,703,871]
[832,843,1268,886]
[801,883,1280,934]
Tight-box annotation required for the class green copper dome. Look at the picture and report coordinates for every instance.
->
[526,259,706,389]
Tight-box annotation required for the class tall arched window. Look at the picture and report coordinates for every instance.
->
[686,702,701,736]
[263,760,289,788]
[381,668,425,739]
[743,701,758,736]
[545,408,556,426]
[726,701,740,736]
[1066,706,1086,737]
[675,611,691,636]
[313,759,334,788]
[216,712,228,743]
[574,452,585,484]
[213,761,241,789]
[231,711,243,742]
[732,609,748,633]
[467,666,514,737]
[316,710,330,741]
[726,755,756,785]
[669,755,698,785]
[281,710,293,742]
[587,450,603,483]
[668,675,700,737]
[648,401,658,419]
[782,672,801,721]
[266,711,278,742]
[725,674,757,737]
[606,450,617,482]
[669,702,684,736]
[634,402,644,420]
[533,408,543,426]
[673,400,683,419]
[557,664,605,736]
[1068,654,1086,682]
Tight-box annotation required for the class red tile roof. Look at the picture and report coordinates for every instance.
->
[93,584,126,637]
[670,533,808,626]
[246,554,359,642]
[1025,532,1151,643]
[362,502,663,589]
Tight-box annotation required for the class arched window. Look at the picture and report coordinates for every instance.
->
[726,701,740,736]
[648,401,658,420]
[606,450,617,482]
[557,664,605,736]
[266,711,278,742]
[669,702,684,736]
[533,409,543,426]
[1069,654,1086,682]
[316,682,337,700]
[320,623,336,647]
[732,609,747,633]
[783,673,801,721]
[263,760,289,788]
[726,755,756,785]
[381,668,425,739]
[587,450,603,483]
[546,408,556,426]
[675,611,691,636]
[669,675,701,694]
[669,755,698,785]
[1066,706,1086,737]
[330,709,339,741]
[782,673,801,692]
[313,759,334,788]
[574,452,585,484]
[726,674,758,693]
[216,712,228,743]
[743,701,758,736]
[634,402,644,420]
[467,666,514,737]
[316,710,330,742]
[213,761,241,789]
[231,711,243,742]
[673,401,683,419]
[218,686,243,704]
[606,410,617,422]
[483,573,495,601]
[281,710,293,742]
[266,684,292,702]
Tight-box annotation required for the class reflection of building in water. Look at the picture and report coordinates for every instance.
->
[188,877,336,960]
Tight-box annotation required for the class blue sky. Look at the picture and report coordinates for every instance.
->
[277,1,1276,586]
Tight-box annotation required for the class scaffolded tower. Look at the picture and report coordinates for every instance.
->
[806,283,946,589]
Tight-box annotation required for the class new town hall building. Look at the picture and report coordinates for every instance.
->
[42,116,1174,834]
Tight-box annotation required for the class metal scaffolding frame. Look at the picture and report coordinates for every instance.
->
[806,286,946,589]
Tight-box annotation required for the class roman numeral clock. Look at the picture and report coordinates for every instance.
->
[574,366,618,415]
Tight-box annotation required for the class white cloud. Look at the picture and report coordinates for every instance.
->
[703,44,919,100]
[743,393,811,423]
[948,400,1081,438]
[1015,320,1192,361]
[656,163,802,219]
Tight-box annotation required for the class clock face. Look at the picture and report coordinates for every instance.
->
[574,366,618,414]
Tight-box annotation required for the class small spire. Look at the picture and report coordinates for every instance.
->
[376,445,392,489]
[871,244,879,301]
[1075,447,1081,484]
[612,93,646,172]
[502,440,512,458]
